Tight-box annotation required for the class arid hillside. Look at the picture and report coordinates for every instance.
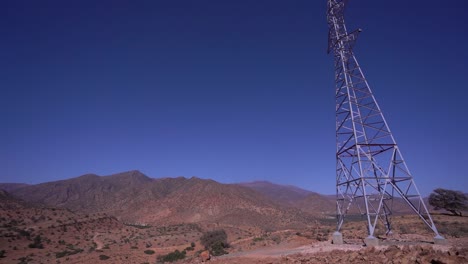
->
[0,183,30,193]
[238,181,314,205]
[239,181,336,216]
[0,189,214,263]
[3,171,316,230]
[1,171,445,230]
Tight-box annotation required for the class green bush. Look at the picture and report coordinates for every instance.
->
[99,254,110,260]
[55,248,83,258]
[28,235,44,249]
[157,250,186,263]
[200,230,228,256]
[271,235,281,244]
[18,229,31,238]
[210,242,228,256]
[55,251,68,258]
[185,246,194,251]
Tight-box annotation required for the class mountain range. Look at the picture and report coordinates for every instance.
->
[1,171,334,230]
[1,170,421,231]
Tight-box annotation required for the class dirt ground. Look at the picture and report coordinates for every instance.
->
[2,209,468,263]
[199,238,468,264]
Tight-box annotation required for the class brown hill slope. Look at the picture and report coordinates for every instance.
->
[238,181,313,206]
[8,171,315,230]
[294,193,335,215]
[10,170,157,214]
[238,181,428,216]
[132,177,315,230]
[0,189,28,209]
[0,183,30,192]
[239,181,336,215]
[0,186,168,264]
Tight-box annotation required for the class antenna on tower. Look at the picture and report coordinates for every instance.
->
[326,0,445,246]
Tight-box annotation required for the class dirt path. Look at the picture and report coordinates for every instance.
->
[230,229,295,246]
[219,241,363,260]
[93,232,104,250]
[218,237,455,261]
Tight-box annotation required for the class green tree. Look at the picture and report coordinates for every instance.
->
[429,188,467,216]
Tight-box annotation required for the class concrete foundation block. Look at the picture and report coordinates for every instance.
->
[434,235,448,245]
[332,231,343,245]
[364,236,379,247]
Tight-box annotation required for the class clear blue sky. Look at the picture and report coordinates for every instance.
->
[1,0,467,196]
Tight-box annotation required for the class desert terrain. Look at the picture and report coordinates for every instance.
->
[1,171,467,263]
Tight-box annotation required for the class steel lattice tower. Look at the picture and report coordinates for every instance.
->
[326,0,444,243]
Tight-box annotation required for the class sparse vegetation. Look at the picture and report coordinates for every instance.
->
[399,225,409,234]
[0,250,5,258]
[124,223,152,229]
[436,220,468,238]
[17,256,32,264]
[144,249,155,255]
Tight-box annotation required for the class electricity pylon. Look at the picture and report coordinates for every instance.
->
[326,0,444,244]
